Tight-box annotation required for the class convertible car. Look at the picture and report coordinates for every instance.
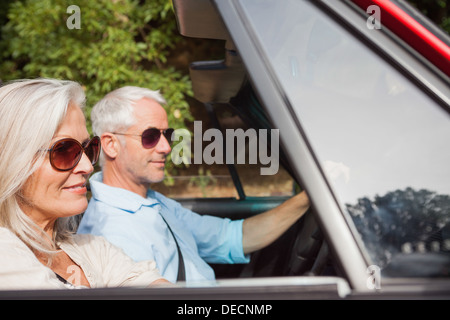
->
[2,0,449,300]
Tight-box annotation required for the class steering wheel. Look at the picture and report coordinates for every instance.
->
[282,207,326,275]
[237,207,327,277]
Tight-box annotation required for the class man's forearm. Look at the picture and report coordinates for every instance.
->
[242,191,310,254]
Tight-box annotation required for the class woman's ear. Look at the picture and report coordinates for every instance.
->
[100,133,120,160]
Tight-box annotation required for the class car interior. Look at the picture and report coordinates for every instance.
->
[172,0,339,281]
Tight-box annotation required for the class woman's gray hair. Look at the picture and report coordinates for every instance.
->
[91,86,167,167]
[0,78,86,259]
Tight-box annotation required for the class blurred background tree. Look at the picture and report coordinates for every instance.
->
[0,0,193,125]
[0,0,196,179]
[407,0,450,33]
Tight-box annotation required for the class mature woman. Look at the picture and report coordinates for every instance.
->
[0,78,169,289]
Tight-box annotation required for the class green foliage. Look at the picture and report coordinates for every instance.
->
[407,0,450,33]
[0,0,194,177]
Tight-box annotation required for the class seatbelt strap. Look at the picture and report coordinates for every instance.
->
[159,213,186,282]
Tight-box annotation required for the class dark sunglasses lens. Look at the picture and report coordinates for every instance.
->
[51,140,82,171]
[141,128,161,149]
[164,129,174,145]
[85,136,101,165]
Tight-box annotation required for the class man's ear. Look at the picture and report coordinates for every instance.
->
[100,133,120,160]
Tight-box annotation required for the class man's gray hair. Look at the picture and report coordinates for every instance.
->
[90,86,167,166]
[91,86,167,137]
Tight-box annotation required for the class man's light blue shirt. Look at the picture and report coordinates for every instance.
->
[77,172,249,283]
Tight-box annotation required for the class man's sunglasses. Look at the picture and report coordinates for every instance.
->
[45,136,101,172]
[112,128,174,149]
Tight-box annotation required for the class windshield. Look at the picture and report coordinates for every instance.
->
[238,0,450,277]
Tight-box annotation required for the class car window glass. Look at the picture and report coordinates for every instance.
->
[151,106,236,198]
[239,0,450,277]
[152,101,295,198]
[216,104,295,198]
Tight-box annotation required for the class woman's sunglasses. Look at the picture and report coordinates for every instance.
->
[45,136,101,172]
[113,128,174,149]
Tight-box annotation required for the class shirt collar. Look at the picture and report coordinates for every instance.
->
[89,172,160,213]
